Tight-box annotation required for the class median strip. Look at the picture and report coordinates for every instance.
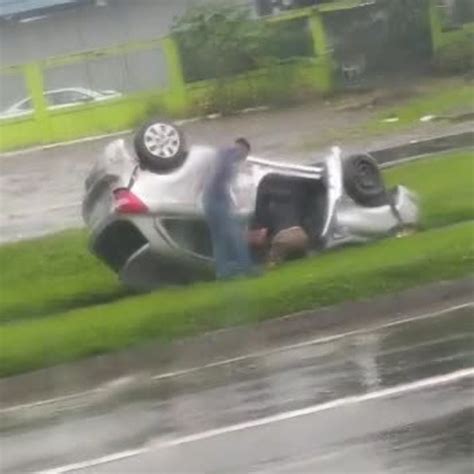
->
[0,149,472,325]
[0,220,472,377]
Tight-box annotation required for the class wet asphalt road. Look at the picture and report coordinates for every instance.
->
[0,97,471,243]
[1,304,472,473]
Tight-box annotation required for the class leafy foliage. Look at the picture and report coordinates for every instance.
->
[172,2,273,82]
[434,34,474,73]
[171,2,317,113]
[378,0,432,61]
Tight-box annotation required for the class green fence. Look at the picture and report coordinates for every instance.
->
[0,9,333,152]
[2,0,466,153]
[0,37,187,151]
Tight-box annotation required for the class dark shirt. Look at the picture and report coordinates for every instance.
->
[204,146,243,201]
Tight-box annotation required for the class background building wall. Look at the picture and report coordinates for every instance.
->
[0,0,251,67]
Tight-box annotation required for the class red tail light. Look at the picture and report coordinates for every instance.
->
[113,189,148,214]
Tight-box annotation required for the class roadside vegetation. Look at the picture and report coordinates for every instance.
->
[0,150,472,325]
[1,221,472,377]
[0,149,472,376]
[0,230,129,324]
[300,78,474,151]
[384,150,474,228]
[371,79,474,131]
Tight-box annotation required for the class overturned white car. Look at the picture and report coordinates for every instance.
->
[82,119,419,289]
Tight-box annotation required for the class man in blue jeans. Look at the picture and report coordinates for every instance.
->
[203,138,254,279]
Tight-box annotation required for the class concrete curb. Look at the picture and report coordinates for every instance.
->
[369,130,473,165]
[0,107,270,159]
[0,278,472,430]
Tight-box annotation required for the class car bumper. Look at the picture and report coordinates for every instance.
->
[324,185,420,248]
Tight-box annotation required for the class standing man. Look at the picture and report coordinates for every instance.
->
[203,138,254,279]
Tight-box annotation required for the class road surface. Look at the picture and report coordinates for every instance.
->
[0,97,471,243]
[1,303,472,473]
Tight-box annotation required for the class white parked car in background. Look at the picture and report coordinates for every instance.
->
[0,87,121,118]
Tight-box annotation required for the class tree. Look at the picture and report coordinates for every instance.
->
[171,1,284,114]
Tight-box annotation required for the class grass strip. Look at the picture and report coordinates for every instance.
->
[300,79,474,150]
[369,80,474,131]
[0,150,472,324]
[0,221,473,377]
[385,149,473,229]
[0,230,129,323]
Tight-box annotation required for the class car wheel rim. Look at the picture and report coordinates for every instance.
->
[143,123,180,158]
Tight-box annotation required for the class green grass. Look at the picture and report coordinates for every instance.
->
[299,79,474,151]
[368,80,474,132]
[0,149,472,325]
[1,221,472,377]
[0,150,472,376]
[385,150,474,229]
[0,230,128,323]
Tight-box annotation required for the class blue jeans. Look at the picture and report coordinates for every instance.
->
[204,195,253,279]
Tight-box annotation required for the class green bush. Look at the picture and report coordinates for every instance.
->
[172,2,270,84]
[172,1,316,114]
[262,17,315,62]
[434,35,474,73]
[174,4,315,84]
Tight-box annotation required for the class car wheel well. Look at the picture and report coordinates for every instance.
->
[93,221,148,272]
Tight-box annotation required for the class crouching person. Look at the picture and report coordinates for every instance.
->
[248,225,309,268]
[248,178,310,268]
[267,226,309,267]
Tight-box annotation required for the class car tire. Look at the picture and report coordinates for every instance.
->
[343,154,387,207]
[134,119,187,172]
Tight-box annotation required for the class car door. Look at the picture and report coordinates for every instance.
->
[233,156,327,218]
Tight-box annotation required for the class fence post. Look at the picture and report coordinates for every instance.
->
[428,0,443,53]
[161,36,188,116]
[24,62,50,142]
[308,10,334,93]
